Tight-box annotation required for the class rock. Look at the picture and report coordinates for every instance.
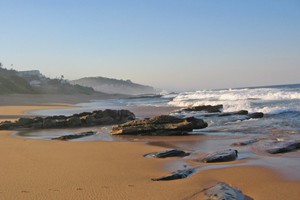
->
[0,121,14,130]
[98,116,115,124]
[15,118,35,127]
[144,149,190,158]
[203,182,251,200]
[152,168,195,181]
[67,116,82,127]
[182,105,223,113]
[266,140,300,154]
[219,110,248,117]
[0,109,135,130]
[80,115,96,125]
[247,112,264,119]
[231,139,259,146]
[202,149,238,163]
[110,115,208,136]
[52,131,96,140]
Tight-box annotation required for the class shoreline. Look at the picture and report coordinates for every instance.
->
[0,99,300,199]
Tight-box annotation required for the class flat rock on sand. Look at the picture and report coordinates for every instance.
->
[144,149,190,158]
[111,115,208,136]
[203,182,252,200]
[202,149,238,163]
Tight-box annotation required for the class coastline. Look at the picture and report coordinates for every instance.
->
[0,98,300,199]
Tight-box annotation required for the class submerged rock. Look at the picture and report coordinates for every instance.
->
[152,168,195,181]
[144,149,190,158]
[219,110,249,117]
[266,140,300,154]
[182,105,223,113]
[52,131,96,141]
[247,112,264,119]
[231,139,259,146]
[203,182,251,200]
[202,149,238,163]
[110,115,208,136]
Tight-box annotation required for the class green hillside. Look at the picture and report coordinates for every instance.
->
[0,66,96,95]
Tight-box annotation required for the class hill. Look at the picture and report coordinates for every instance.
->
[0,67,96,95]
[71,77,157,95]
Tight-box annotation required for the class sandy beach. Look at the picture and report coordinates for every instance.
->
[0,99,300,199]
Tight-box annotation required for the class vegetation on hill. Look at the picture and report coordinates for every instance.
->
[0,64,96,95]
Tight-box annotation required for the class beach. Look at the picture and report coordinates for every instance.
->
[0,97,300,199]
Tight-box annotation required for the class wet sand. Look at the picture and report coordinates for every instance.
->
[0,103,300,199]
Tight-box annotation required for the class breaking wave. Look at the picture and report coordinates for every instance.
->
[167,86,300,114]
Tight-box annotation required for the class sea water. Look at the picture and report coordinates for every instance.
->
[29,83,300,136]
[167,84,300,135]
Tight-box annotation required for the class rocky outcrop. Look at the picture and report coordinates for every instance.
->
[144,149,190,158]
[182,105,223,113]
[203,182,252,200]
[52,131,96,141]
[110,115,208,136]
[202,149,238,163]
[152,168,195,181]
[0,109,135,130]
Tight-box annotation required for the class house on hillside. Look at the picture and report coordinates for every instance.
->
[17,70,45,79]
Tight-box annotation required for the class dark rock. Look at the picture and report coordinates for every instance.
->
[203,182,251,200]
[92,110,104,119]
[15,118,35,126]
[266,140,300,154]
[0,121,14,130]
[182,105,223,113]
[247,112,264,119]
[80,115,96,125]
[98,116,115,124]
[52,131,96,141]
[152,168,195,181]
[219,110,248,117]
[66,116,81,127]
[144,149,190,158]
[232,139,259,146]
[110,115,208,136]
[75,112,91,118]
[0,109,135,130]
[202,149,238,163]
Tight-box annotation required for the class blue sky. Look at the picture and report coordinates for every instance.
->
[0,0,299,91]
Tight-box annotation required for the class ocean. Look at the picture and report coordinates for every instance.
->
[30,83,300,136]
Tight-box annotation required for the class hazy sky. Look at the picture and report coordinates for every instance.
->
[0,0,299,91]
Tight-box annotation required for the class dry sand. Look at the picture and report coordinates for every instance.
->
[0,103,300,199]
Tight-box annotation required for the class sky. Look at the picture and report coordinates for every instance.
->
[0,0,299,92]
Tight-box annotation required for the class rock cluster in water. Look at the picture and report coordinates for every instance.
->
[110,115,208,136]
[0,109,135,130]
[177,105,264,120]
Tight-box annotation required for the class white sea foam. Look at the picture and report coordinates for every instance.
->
[167,87,300,114]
